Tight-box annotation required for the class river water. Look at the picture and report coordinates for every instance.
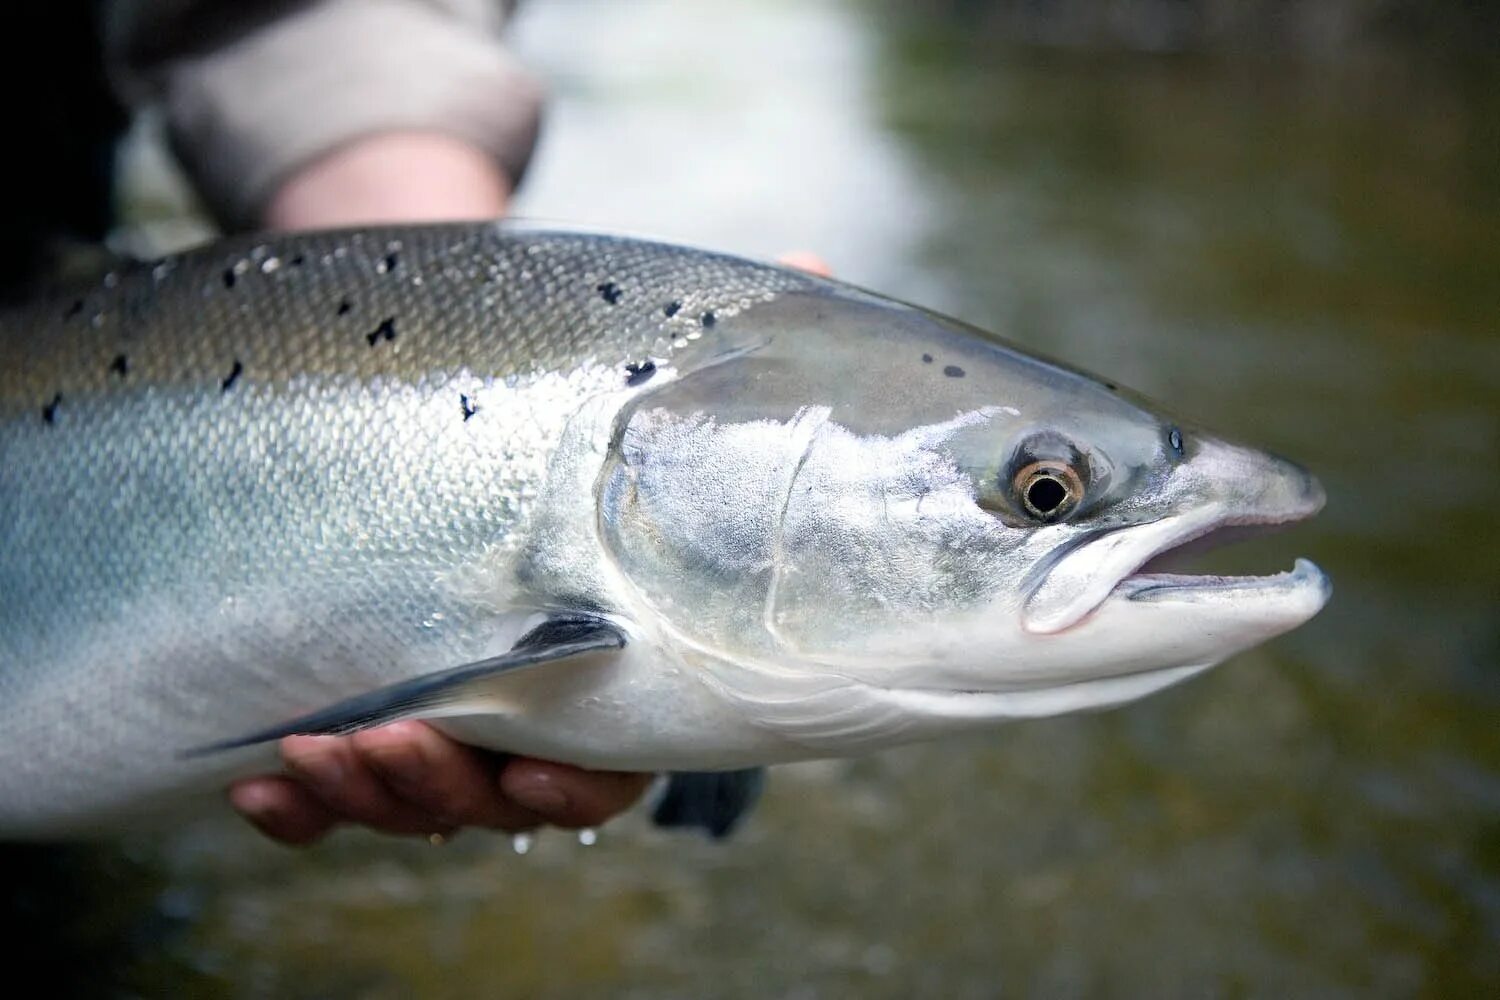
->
[23,0,1500,995]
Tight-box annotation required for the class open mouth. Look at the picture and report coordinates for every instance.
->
[1114,517,1326,602]
[1024,504,1329,635]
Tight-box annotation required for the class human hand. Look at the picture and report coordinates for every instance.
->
[229,722,653,846]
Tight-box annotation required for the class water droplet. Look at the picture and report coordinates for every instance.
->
[260,257,281,274]
[577,828,598,847]
[511,832,533,855]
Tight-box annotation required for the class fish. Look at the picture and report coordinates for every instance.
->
[0,223,1330,839]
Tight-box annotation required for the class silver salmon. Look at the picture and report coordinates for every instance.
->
[0,224,1329,837]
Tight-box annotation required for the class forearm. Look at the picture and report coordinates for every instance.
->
[263,130,511,230]
[109,0,541,231]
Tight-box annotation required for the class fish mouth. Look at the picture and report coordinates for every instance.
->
[1116,554,1328,607]
[1115,516,1319,598]
[1022,464,1329,635]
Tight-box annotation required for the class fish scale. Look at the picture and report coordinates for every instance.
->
[4,226,807,402]
[0,224,812,834]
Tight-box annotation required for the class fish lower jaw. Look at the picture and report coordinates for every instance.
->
[1039,558,1328,642]
[1117,557,1330,606]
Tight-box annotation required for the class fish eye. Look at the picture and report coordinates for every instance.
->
[1013,460,1083,521]
[970,431,1092,523]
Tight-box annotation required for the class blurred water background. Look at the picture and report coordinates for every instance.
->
[19,0,1500,995]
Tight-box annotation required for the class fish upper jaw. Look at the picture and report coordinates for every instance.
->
[1021,441,1329,637]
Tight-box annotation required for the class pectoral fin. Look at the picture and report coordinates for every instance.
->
[651,768,767,839]
[184,614,625,758]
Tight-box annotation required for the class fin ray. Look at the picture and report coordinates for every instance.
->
[182,614,625,757]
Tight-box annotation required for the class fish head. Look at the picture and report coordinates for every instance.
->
[598,290,1329,741]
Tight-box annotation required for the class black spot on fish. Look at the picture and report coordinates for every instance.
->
[597,281,622,305]
[663,300,682,318]
[41,393,61,425]
[289,254,306,268]
[701,311,717,329]
[943,365,965,378]
[379,252,399,274]
[336,298,352,316]
[221,360,244,392]
[366,317,397,347]
[64,299,84,320]
[625,360,657,387]
[1104,381,1119,392]
[108,354,128,378]
[921,353,933,363]
[222,268,236,289]
[461,394,478,421]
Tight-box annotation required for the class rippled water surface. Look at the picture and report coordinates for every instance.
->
[21,0,1499,995]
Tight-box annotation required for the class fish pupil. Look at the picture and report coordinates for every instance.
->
[1026,476,1068,515]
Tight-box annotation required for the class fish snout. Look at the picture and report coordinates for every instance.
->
[1186,434,1326,526]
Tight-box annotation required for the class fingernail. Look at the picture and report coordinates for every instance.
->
[510,782,569,817]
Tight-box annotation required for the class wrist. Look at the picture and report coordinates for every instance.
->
[263,131,511,231]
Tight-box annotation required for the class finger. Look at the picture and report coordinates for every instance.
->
[228,775,340,846]
[280,734,436,836]
[776,250,833,278]
[353,722,547,833]
[499,758,654,830]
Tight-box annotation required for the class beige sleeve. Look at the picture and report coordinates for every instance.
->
[109,0,544,229]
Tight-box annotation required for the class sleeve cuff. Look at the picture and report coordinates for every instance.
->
[155,0,544,229]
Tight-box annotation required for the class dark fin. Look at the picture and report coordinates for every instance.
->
[181,615,625,758]
[651,768,767,839]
